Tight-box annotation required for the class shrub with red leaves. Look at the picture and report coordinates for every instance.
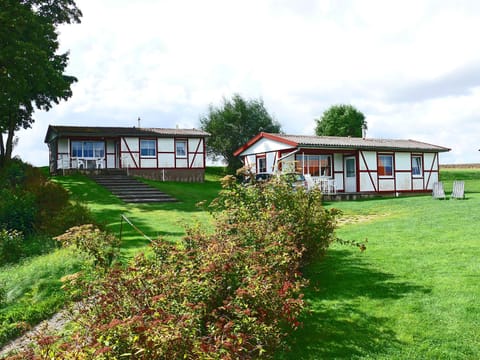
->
[23,172,338,359]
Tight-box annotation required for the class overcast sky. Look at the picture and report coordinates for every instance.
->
[14,0,480,166]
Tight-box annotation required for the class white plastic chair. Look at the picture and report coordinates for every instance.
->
[450,180,465,200]
[79,159,86,169]
[432,182,446,199]
[96,158,104,169]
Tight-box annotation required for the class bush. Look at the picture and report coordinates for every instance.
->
[32,181,69,234]
[29,168,95,237]
[0,229,24,265]
[0,189,37,234]
[0,158,32,190]
[26,174,338,359]
[38,199,96,237]
[210,173,339,266]
[0,159,95,239]
[55,224,121,270]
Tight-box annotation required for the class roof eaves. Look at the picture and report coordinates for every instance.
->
[233,132,299,156]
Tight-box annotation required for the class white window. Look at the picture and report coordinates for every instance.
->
[257,156,267,172]
[140,139,156,157]
[378,154,393,177]
[71,141,104,158]
[176,140,187,158]
[295,154,332,177]
[412,155,423,176]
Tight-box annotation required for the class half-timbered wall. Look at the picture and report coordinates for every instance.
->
[242,154,254,171]
[56,139,69,169]
[188,138,204,168]
[118,137,206,169]
[158,138,175,168]
[106,140,116,168]
[120,137,139,169]
[357,150,440,193]
[394,152,411,191]
[333,153,344,191]
[424,153,439,189]
[359,151,377,192]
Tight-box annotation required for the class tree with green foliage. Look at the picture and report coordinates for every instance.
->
[315,104,367,138]
[200,94,281,173]
[0,0,82,167]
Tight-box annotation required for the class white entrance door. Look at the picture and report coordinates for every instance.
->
[344,156,356,192]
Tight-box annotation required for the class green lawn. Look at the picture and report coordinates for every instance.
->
[0,247,85,346]
[2,167,479,358]
[51,168,224,259]
[278,169,480,359]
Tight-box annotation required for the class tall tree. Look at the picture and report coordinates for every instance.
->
[200,94,281,173]
[0,0,81,167]
[315,104,367,138]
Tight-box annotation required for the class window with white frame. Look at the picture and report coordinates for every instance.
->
[295,154,332,177]
[176,140,187,158]
[140,139,156,157]
[71,141,104,158]
[412,155,423,176]
[257,156,267,172]
[378,154,393,177]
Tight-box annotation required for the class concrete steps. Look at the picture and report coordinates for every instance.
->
[91,175,177,203]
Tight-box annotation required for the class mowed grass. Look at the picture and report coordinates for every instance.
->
[278,169,480,359]
[2,167,479,358]
[52,167,225,259]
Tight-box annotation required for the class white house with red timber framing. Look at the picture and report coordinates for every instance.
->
[234,132,450,195]
[45,125,210,182]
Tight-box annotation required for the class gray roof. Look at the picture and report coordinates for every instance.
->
[45,125,209,142]
[269,133,451,152]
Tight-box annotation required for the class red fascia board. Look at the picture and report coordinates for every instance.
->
[233,132,299,156]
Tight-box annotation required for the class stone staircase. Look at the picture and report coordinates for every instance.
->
[91,174,177,203]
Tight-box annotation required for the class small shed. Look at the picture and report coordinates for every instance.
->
[44,125,210,182]
[234,133,450,194]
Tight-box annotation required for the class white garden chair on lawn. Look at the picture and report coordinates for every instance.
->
[450,180,465,200]
[432,182,446,199]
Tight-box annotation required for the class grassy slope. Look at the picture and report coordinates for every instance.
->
[0,248,85,345]
[278,169,480,359]
[0,168,224,348]
[52,167,224,259]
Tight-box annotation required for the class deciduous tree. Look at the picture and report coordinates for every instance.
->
[0,0,81,167]
[200,94,281,172]
[315,104,367,138]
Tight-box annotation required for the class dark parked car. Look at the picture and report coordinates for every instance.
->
[242,172,272,185]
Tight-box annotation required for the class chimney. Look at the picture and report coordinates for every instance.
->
[137,117,141,128]
[362,123,367,139]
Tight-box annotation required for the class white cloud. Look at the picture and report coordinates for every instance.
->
[11,0,480,166]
